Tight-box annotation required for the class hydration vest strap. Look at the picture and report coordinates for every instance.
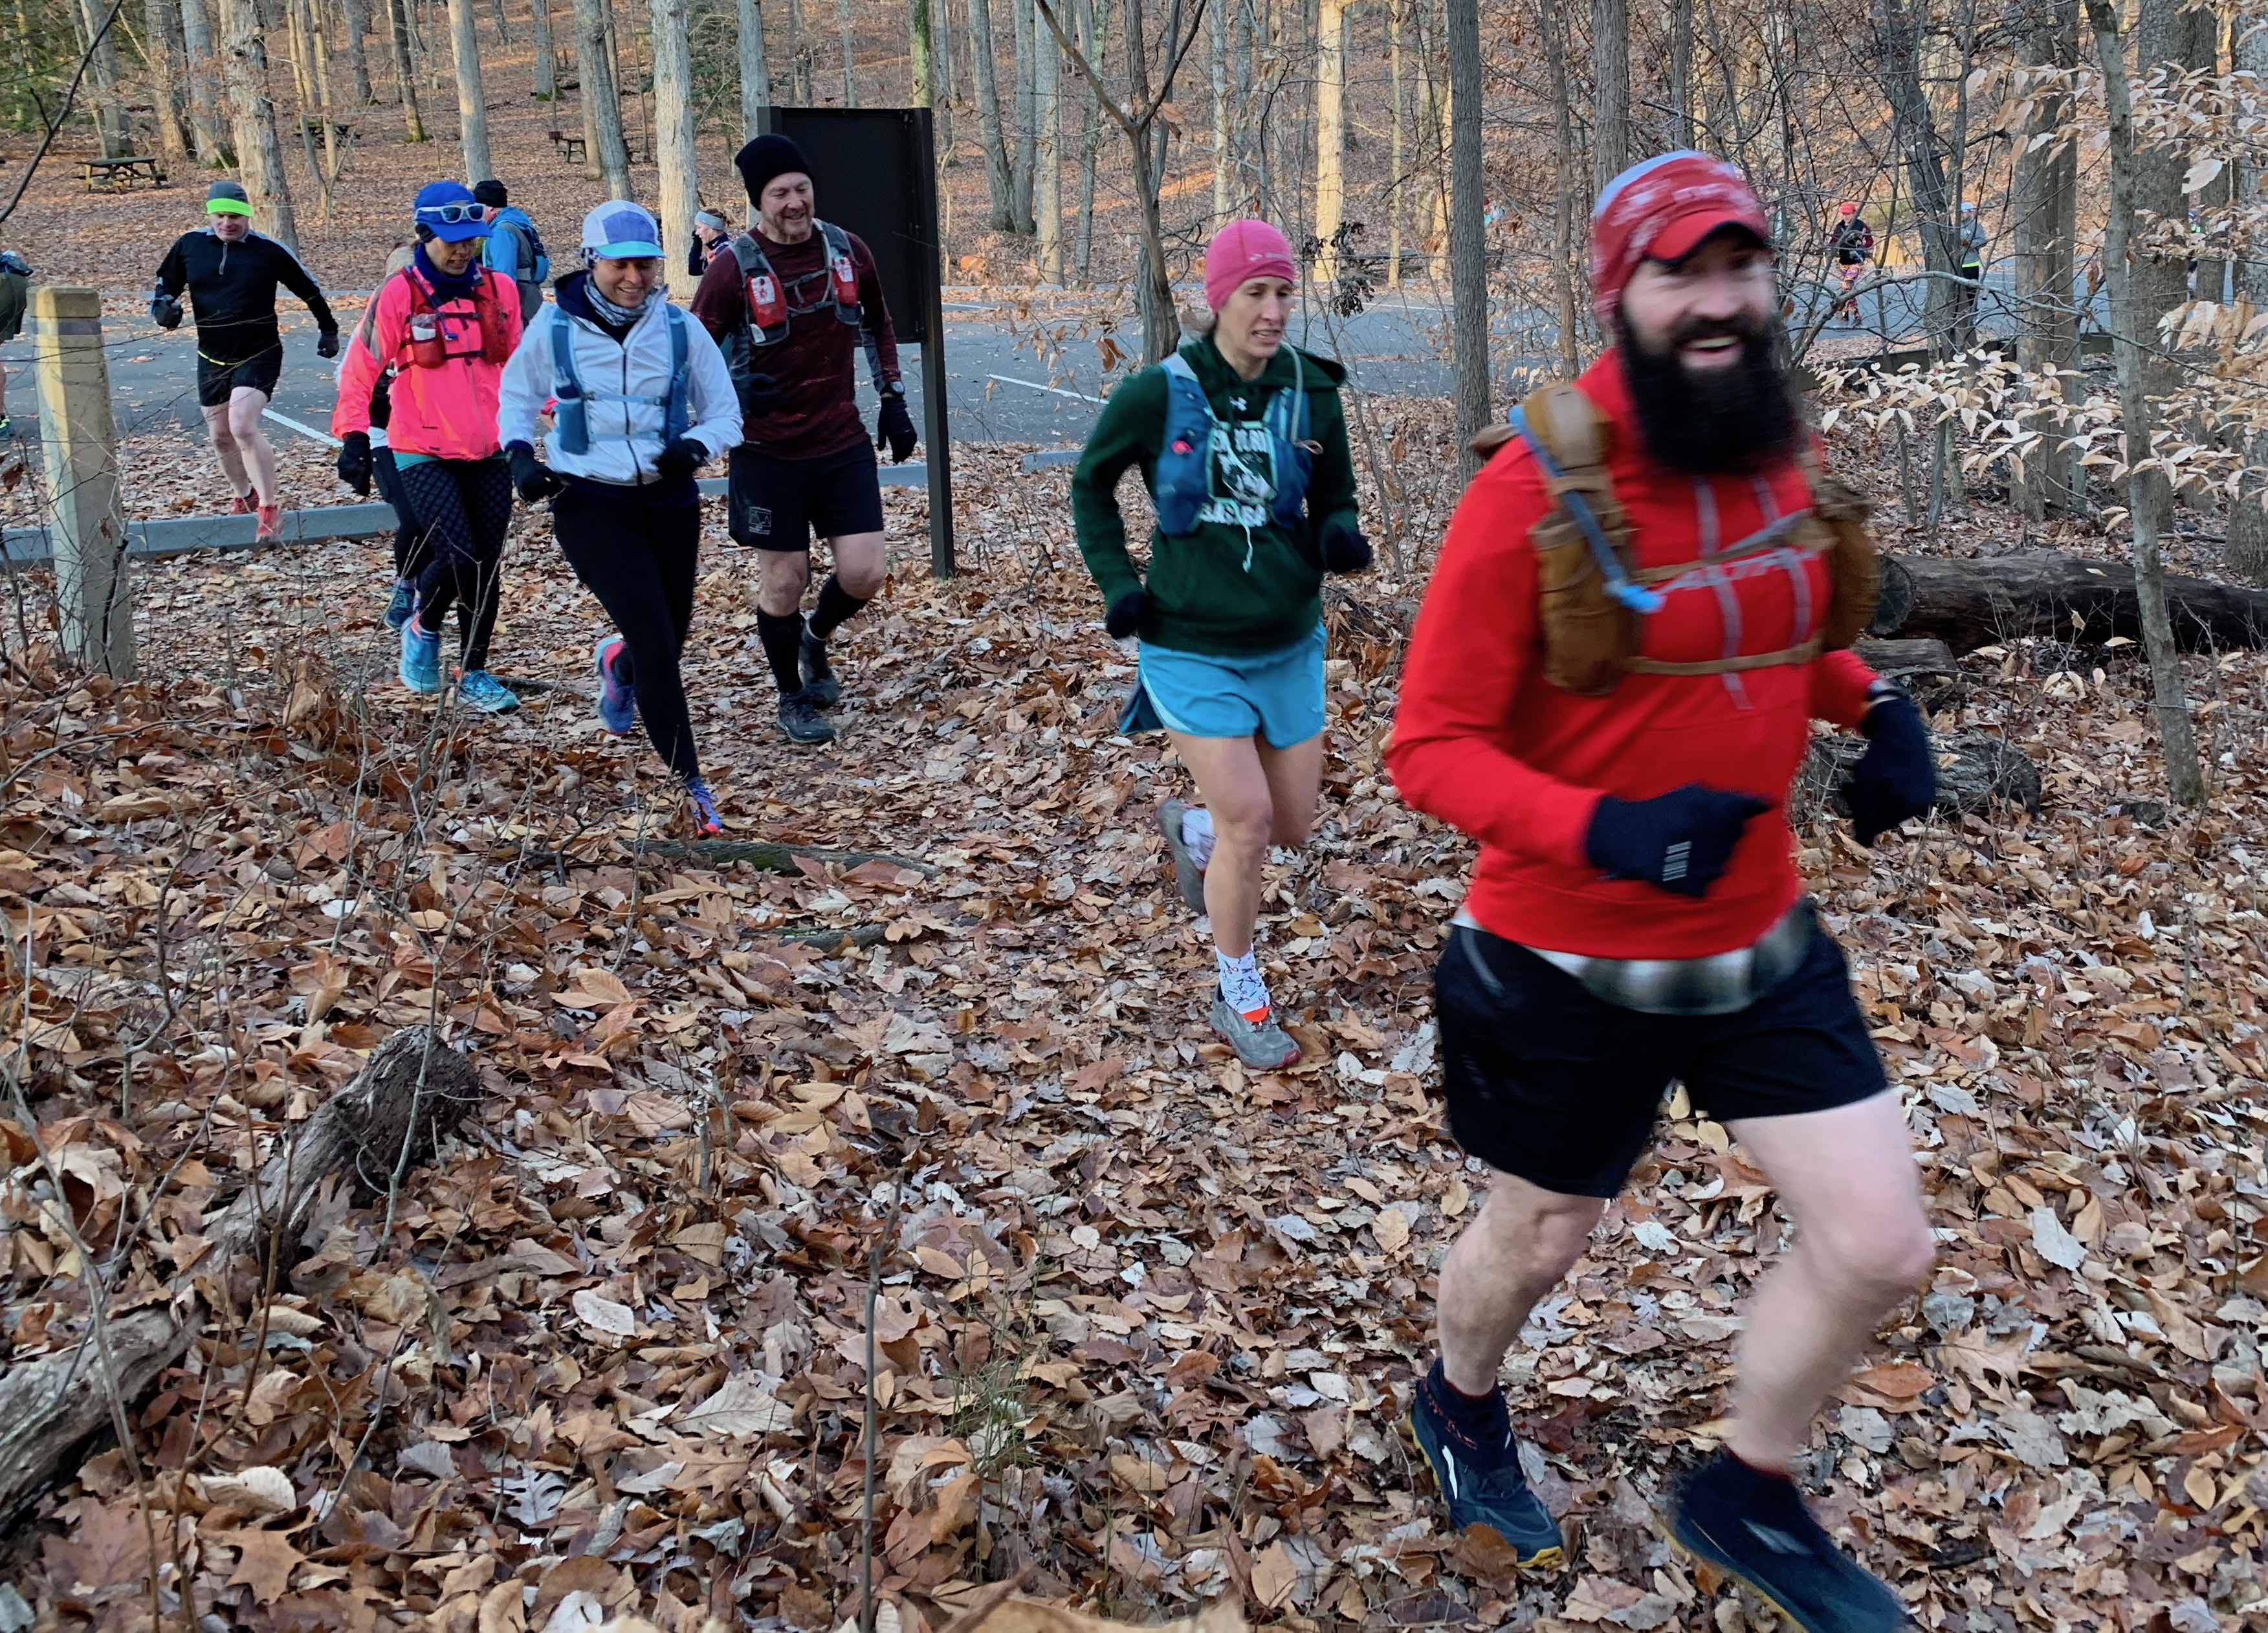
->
[1508,406,1664,615]
[549,309,589,455]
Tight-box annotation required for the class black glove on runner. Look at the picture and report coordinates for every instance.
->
[335,431,372,496]
[314,327,341,360]
[654,436,710,483]
[740,372,783,415]
[1320,522,1374,575]
[150,294,182,330]
[877,394,918,463]
[1847,692,1937,846]
[1585,784,1774,899]
[1105,590,1147,640]
[506,441,564,503]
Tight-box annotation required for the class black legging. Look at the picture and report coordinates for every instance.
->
[373,446,426,583]
[396,455,512,673]
[555,492,703,781]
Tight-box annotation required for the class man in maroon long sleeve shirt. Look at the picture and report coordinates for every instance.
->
[1387,154,1937,1632]
[692,134,915,746]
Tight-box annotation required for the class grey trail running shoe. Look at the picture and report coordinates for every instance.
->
[1157,798,1207,912]
[1664,1451,1911,1632]
[778,691,837,745]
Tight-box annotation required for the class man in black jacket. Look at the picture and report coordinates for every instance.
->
[153,181,340,541]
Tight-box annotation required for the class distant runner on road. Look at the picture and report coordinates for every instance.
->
[152,180,340,542]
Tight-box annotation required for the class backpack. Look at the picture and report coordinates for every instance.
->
[1152,345,1316,540]
[500,211,551,285]
[548,303,691,457]
[723,222,862,417]
[1470,382,1880,695]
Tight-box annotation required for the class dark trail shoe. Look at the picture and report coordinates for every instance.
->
[1405,1370,1565,1571]
[1664,1451,1910,1632]
[778,691,837,745]
[799,628,842,708]
[1157,798,1207,913]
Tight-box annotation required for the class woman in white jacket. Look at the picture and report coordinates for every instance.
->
[499,201,743,834]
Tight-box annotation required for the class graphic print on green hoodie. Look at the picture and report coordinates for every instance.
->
[1072,336,1360,657]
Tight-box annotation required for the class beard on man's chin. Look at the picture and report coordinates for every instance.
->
[1615,311,1801,474]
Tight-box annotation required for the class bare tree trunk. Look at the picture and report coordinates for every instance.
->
[1074,0,1107,281]
[2012,0,2078,520]
[73,0,129,155]
[340,0,375,103]
[1231,0,1253,210]
[969,0,1018,228]
[1669,0,1694,148]
[1386,0,1403,286]
[1590,0,1628,191]
[300,0,341,190]
[789,0,813,100]
[2086,0,2204,805]
[837,0,857,101]
[180,0,231,160]
[2230,9,2268,583]
[1873,0,1958,349]
[914,0,936,124]
[534,0,556,97]
[142,0,193,164]
[1446,0,1487,457]
[752,7,794,142]
[218,0,300,250]
[445,0,491,180]
[573,0,632,191]
[1210,0,1229,220]
[1013,0,1038,231]
[1426,0,1446,251]
[654,0,696,252]
[1035,4,1061,278]
[490,0,511,41]
[2131,0,2212,532]
[389,0,428,139]
[934,0,956,151]
[1314,0,1344,276]
[1543,0,1578,373]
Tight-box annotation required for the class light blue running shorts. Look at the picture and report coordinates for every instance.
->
[1117,621,1327,749]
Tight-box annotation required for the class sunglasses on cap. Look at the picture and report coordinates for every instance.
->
[417,202,490,225]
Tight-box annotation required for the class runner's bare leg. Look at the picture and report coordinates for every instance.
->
[1435,1175,1603,1394]
[226,386,277,506]
[824,530,888,600]
[203,402,252,499]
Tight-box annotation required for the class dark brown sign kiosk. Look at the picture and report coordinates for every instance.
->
[760,106,954,577]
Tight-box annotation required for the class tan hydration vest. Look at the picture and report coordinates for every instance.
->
[1472,382,1881,696]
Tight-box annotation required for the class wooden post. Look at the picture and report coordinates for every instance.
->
[31,289,134,678]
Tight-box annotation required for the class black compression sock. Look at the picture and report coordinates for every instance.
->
[807,575,868,641]
[1423,1358,1515,1467]
[755,609,807,697]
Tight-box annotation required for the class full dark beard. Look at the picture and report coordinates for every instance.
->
[1616,312,1801,474]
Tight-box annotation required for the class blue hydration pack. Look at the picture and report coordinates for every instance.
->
[1152,345,1314,539]
[549,303,691,457]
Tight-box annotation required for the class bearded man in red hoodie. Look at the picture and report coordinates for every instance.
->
[1387,153,1938,1632]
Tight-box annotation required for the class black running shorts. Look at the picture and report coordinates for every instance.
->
[1433,910,1888,1198]
[197,349,283,408]
[727,439,885,552]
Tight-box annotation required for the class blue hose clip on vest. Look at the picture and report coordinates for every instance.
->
[1508,405,1663,615]
[1152,347,1314,539]
[549,303,692,458]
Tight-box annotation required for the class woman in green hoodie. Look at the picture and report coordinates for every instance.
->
[1071,218,1372,1069]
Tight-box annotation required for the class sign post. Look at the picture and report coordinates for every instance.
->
[32,287,135,677]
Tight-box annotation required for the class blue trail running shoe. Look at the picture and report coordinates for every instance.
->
[594,635,635,735]
[399,619,442,694]
[685,777,723,835]
[384,580,414,630]
[1405,1361,1565,1571]
[457,669,520,714]
[1664,1451,1910,1631]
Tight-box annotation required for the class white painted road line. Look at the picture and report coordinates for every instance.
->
[984,373,1106,404]
[262,407,342,448]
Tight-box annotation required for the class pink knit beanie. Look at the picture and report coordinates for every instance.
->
[1204,219,1297,312]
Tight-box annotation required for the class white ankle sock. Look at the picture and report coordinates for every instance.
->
[1216,947,1268,1018]
[1181,806,1216,869]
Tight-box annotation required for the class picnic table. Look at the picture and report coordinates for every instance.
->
[549,129,646,167]
[300,119,358,145]
[81,156,166,191]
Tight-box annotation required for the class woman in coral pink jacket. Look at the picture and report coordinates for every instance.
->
[333,181,525,712]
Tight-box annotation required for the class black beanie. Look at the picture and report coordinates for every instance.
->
[736,134,811,204]
[472,179,508,208]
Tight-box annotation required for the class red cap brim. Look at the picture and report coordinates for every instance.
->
[1648,210,1770,267]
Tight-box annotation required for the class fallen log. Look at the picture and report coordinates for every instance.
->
[1873,550,2268,654]
[1799,729,2044,825]
[0,1026,479,1528]
[1852,637,1963,708]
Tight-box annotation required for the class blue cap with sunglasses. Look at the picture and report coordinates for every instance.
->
[413,180,493,242]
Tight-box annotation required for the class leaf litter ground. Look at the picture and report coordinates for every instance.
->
[1,436,2265,1633]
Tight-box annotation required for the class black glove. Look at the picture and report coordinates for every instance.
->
[150,294,183,330]
[1585,784,1774,899]
[740,372,783,415]
[1847,692,1937,846]
[1320,522,1374,575]
[314,327,341,360]
[654,436,710,483]
[1104,590,1147,640]
[335,431,372,496]
[506,441,563,503]
[876,392,918,463]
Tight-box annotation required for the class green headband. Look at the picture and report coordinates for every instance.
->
[206,199,253,217]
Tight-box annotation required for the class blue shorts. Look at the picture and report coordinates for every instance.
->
[1119,622,1327,749]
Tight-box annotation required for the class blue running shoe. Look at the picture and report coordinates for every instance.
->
[384,580,414,631]
[457,669,520,714]
[686,777,723,835]
[1405,1362,1565,1570]
[399,619,442,694]
[594,635,635,734]
[1664,1451,1910,1632]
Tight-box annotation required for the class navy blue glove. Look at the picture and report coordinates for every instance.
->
[1848,692,1936,846]
[506,441,563,503]
[1321,522,1373,574]
[654,436,710,482]
[1105,590,1147,639]
[876,392,918,462]
[314,327,341,360]
[150,294,183,330]
[1586,784,1774,899]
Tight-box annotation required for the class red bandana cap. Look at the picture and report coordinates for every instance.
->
[1590,151,1772,325]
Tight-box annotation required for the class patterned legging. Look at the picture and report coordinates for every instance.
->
[395,455,513,672]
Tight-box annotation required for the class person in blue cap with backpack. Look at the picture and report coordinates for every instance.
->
[498,201,742,836]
